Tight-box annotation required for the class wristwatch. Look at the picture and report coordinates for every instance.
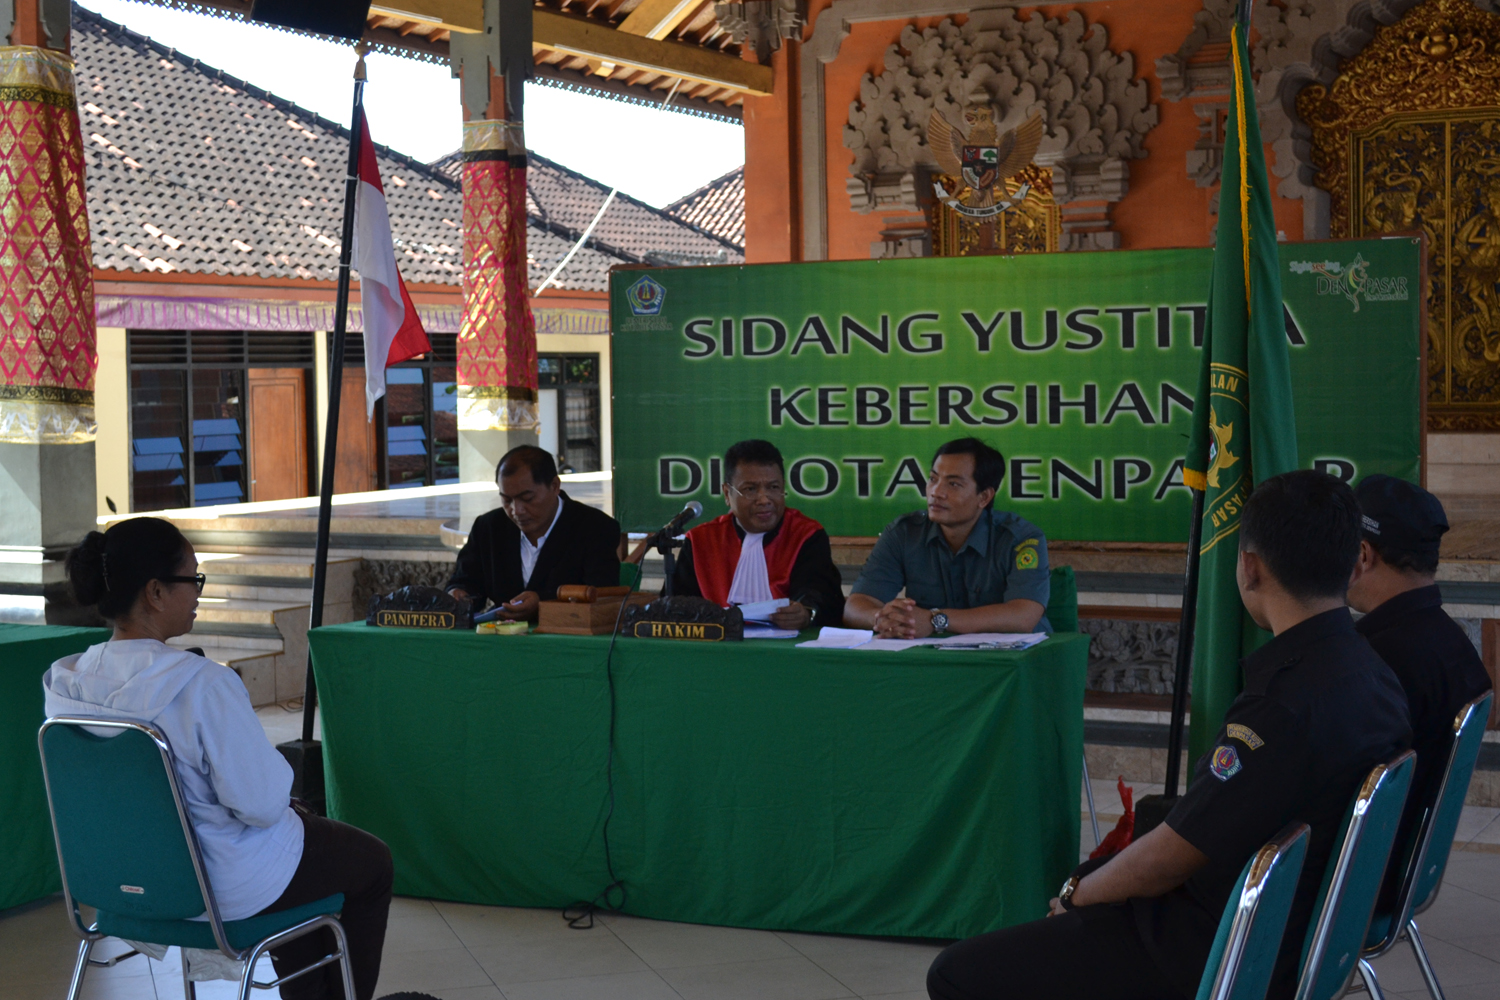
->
[930,609,950,633]
[1057,875,1082,910]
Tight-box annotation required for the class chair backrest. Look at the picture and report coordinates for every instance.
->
[1294,752,1416,1000]
[1399,691,1493,919]
[38,718,230,950]
[1048,565,1078,633]
[1195,823,1310,1000]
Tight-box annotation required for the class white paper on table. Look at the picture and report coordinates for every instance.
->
[735,597,790,624]
[744,626,800,640]
[857,638,939,651]
[795,626,874,649]
[929,632,1049,650]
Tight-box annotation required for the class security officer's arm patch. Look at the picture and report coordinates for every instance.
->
[1226,724,1264,749]
[1209,745,1243,781]
[1015,538,1040,571]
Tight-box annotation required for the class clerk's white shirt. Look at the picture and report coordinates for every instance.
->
[520,498,565,586]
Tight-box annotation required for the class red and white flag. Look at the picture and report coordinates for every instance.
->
[352,108,430,417]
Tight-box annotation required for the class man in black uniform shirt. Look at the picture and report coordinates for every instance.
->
[446,445,621,622]
[1348,474,1491,912]
[927,471,1410,1000]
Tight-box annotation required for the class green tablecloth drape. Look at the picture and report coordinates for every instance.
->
[311,624,1088,939]
[1,624,111,911]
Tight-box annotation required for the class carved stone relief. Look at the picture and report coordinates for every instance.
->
[715,0,807,61]
[842,8,1157,255]
[354,560,456,618]
[1083,618,1180,695]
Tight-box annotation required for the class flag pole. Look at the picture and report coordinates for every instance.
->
[1162,486,1204,797]
[288,48,366,761]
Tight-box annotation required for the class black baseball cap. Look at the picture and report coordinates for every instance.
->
[1354,474,1448,558]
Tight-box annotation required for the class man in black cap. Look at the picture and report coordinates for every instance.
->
[1349,474,1491,909]
[926,471,1410,1000]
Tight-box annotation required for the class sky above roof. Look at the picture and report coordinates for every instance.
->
[77,0,746,208]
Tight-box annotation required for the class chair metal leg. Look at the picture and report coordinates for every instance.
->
[1082,750,1101,848]
[181,947,198,1000]
[1357,959,1386,1000]
[1407,920,1448,1000]
[329,918,356,1000]
[66,938,94,1000]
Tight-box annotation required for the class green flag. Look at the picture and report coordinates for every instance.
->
[1183,20,1300,763]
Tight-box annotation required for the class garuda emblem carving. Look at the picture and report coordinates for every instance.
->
[927,107,1045,219]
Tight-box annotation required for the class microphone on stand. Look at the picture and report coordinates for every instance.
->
[655,500,703,540]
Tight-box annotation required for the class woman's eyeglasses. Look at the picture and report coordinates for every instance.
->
[162,574,207,594]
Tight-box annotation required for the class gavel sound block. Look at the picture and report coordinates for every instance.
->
[535,585,652,635]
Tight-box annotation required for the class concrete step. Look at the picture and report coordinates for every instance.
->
[196,552,360,582]
[169,633,282,653]
[194,596,308,626]
[204,582,314,603]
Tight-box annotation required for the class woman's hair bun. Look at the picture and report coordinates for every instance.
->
[65,531,110,606]
[65,519,188,619]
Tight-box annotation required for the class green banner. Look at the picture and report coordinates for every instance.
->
[611,237,1422,541]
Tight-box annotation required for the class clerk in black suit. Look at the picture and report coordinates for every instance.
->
[446,445,621,622]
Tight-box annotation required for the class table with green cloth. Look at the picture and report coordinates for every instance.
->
[1,624,111,911]
[310,623,1088,940]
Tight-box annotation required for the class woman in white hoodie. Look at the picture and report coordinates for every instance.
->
[45,517,392,1000]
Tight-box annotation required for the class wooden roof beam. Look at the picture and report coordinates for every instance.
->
[617,0,701,40]
[534,9,771,96]
[368,1,482,34]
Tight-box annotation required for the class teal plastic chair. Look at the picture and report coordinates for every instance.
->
[1048,564,1079,633]
[38,717,354,1000]
[1195,823,1310,1000]
[1359,692,1493,1000]
[1293,751,1416,1000]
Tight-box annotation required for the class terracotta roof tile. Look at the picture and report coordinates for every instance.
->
[665,166,744,249]
[73,7,735,293]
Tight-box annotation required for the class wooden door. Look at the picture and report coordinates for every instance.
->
[334,367,378,494]
[247,368,308,501]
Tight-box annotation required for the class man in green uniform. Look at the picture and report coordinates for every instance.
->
[845,438,1050,637]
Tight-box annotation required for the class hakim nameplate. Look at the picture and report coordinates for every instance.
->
[376,610,456,629]
[632,620,725,641]
[618,596,744,642]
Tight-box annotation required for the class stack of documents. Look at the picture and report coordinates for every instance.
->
[794,628,1048,651]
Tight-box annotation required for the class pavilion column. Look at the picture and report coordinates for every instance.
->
[0,23,100,625]
[456,117,539,484]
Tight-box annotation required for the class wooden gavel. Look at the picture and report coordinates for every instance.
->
[555,585,633,603]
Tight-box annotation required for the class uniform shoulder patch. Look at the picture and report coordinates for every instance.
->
[1014,537,1040,571]
[1210,745,1242,781]
[1226,724,1264,749]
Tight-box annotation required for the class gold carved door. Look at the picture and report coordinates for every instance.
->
[1298,0,1500,430]
[1350,111,1500,430]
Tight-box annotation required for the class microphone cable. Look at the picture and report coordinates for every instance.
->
[563,556,645,929]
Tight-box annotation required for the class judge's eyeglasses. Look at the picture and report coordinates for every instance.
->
[727,483,785,501]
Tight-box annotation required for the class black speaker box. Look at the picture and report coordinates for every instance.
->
[251,0,372,41]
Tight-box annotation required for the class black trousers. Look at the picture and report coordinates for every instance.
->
[256,813,393,1000]
[926,903,1190,1000]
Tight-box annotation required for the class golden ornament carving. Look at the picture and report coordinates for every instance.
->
[932,163,1059,257]
[1297,0,1500,430]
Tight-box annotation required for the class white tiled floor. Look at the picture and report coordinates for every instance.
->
[7,712,1500,1000]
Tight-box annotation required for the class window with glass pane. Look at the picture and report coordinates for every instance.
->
[432,365,458,484]
[384,367,429,489]
[190,369,246,507]
[130,369,189,511]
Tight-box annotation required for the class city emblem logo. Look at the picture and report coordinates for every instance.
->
[626,274,666,316]
[1288,253,1408,312]
[927,106,1045,219]
[1206,408,1240,489]
[1210,745,1243,781]
[1014,538,1040,571]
